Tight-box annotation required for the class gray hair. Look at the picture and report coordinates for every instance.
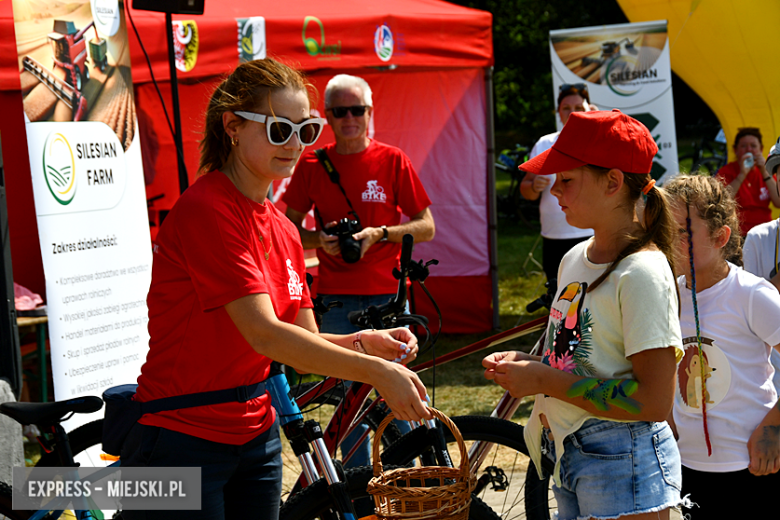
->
[324,74,373,108]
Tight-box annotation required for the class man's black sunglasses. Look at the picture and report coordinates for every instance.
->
[327,105,369,118]
[559,83,588,92]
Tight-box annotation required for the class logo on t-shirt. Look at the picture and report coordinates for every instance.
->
[362,180,387,203]
[676,337,731,412]
[543,281,595,375]
[286,259,304,300]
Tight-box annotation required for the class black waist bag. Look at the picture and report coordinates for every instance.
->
[101,381,267,456]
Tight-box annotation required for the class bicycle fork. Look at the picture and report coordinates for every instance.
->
[267,369,359,520]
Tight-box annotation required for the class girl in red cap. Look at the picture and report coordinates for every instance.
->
[663,174,780,519]
[483,110,684,519]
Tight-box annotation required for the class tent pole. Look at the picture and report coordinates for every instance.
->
[0,133,22,399]
[485,67,499,331]
[165,13,189,194]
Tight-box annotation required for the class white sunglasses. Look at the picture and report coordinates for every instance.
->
[234,111,326,146]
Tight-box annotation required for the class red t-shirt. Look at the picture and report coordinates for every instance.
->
[716,161,773,235]
[137,171,312,445]
[282,140,431,295]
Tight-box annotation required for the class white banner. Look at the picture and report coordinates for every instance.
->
[15,0,151,437]
[550,20,678,183]
[27,121,151,420]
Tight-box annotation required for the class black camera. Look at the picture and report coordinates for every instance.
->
[326,217,363,264]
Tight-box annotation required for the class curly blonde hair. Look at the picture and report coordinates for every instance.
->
[662,174,743,265]
[198,58,316,174]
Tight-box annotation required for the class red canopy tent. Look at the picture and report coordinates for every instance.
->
[0,0,497,333]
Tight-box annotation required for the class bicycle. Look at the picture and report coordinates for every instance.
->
[5,236,558,520]
[0,395,119,519]
[279,232,556,519]
[678,126,727,176]
[495,144,539,225]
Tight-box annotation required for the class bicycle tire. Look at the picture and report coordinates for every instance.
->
[279,465,501,520]
[380,415,556,520]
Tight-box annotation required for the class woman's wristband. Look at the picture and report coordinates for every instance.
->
[764,176,773,182]
[352,329,375,354]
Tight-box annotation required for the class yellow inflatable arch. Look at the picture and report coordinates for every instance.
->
[618,0,780,160]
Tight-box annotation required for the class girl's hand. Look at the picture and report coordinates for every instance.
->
[360,328,417,364]
[482,351,543,398]
[747,414,780,476]
[482,351,532,379]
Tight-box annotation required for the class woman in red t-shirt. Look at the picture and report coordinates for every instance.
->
[123,58,430,520]
[715,127,780,235]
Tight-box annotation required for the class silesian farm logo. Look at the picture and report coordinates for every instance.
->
[42,132,77,205]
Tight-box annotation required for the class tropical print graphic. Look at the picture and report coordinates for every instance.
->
[542,281,595,376]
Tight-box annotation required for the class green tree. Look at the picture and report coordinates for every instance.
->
[448,0,628,145]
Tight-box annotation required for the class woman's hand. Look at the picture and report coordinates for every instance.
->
[359,328,417,364]
[369,361,431,422]
[747,408,780,476]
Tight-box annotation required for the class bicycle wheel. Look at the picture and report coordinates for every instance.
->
[380,416,556,520]
[279,465,501,520]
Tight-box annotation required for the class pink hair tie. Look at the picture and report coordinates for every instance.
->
[641,178,656,195]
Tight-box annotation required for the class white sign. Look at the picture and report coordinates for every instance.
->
[28,121,151,428]
[550,20,678,183]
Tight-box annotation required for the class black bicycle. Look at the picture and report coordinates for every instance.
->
[495,144,540,224]
[678,126,727,176]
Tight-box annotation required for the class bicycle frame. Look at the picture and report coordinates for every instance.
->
[288,315,548,486]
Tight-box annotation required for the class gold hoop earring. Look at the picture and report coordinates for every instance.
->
[231,135,238,147]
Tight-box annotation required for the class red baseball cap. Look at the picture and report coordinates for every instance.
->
[520,109,658,176]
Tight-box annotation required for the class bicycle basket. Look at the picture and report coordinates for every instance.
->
[367,408,475,520]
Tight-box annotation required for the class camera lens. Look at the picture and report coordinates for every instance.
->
[340,236,362,263]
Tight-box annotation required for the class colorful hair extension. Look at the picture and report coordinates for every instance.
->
[686,206,713,456]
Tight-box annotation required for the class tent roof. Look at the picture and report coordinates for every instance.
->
[126,0,493,84]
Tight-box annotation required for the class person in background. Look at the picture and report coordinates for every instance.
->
[715,127,780,235]
[742,136,780,393]
[283,74,435,467]
[121,59,430,520]
[664,175,780,519]
[520,83,595,283]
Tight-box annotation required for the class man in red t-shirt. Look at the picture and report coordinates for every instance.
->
[716,127,780,235]
[283,74,435,335]
[283,74,435,468]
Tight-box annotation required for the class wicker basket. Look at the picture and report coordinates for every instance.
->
[367,408,475,520]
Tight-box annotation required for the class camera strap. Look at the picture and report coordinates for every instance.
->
[314,148,361,229]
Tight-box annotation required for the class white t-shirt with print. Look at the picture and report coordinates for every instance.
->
[528,133,593,240]
[742,218,780,391]
[525,238,683,484]
[674,263,780,472]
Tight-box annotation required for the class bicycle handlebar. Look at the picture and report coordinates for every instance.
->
[348,233,414,329]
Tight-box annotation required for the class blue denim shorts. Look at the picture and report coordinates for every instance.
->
[554,419,682,520]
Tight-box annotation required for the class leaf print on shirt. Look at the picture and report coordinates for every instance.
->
[543,281,594,376]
